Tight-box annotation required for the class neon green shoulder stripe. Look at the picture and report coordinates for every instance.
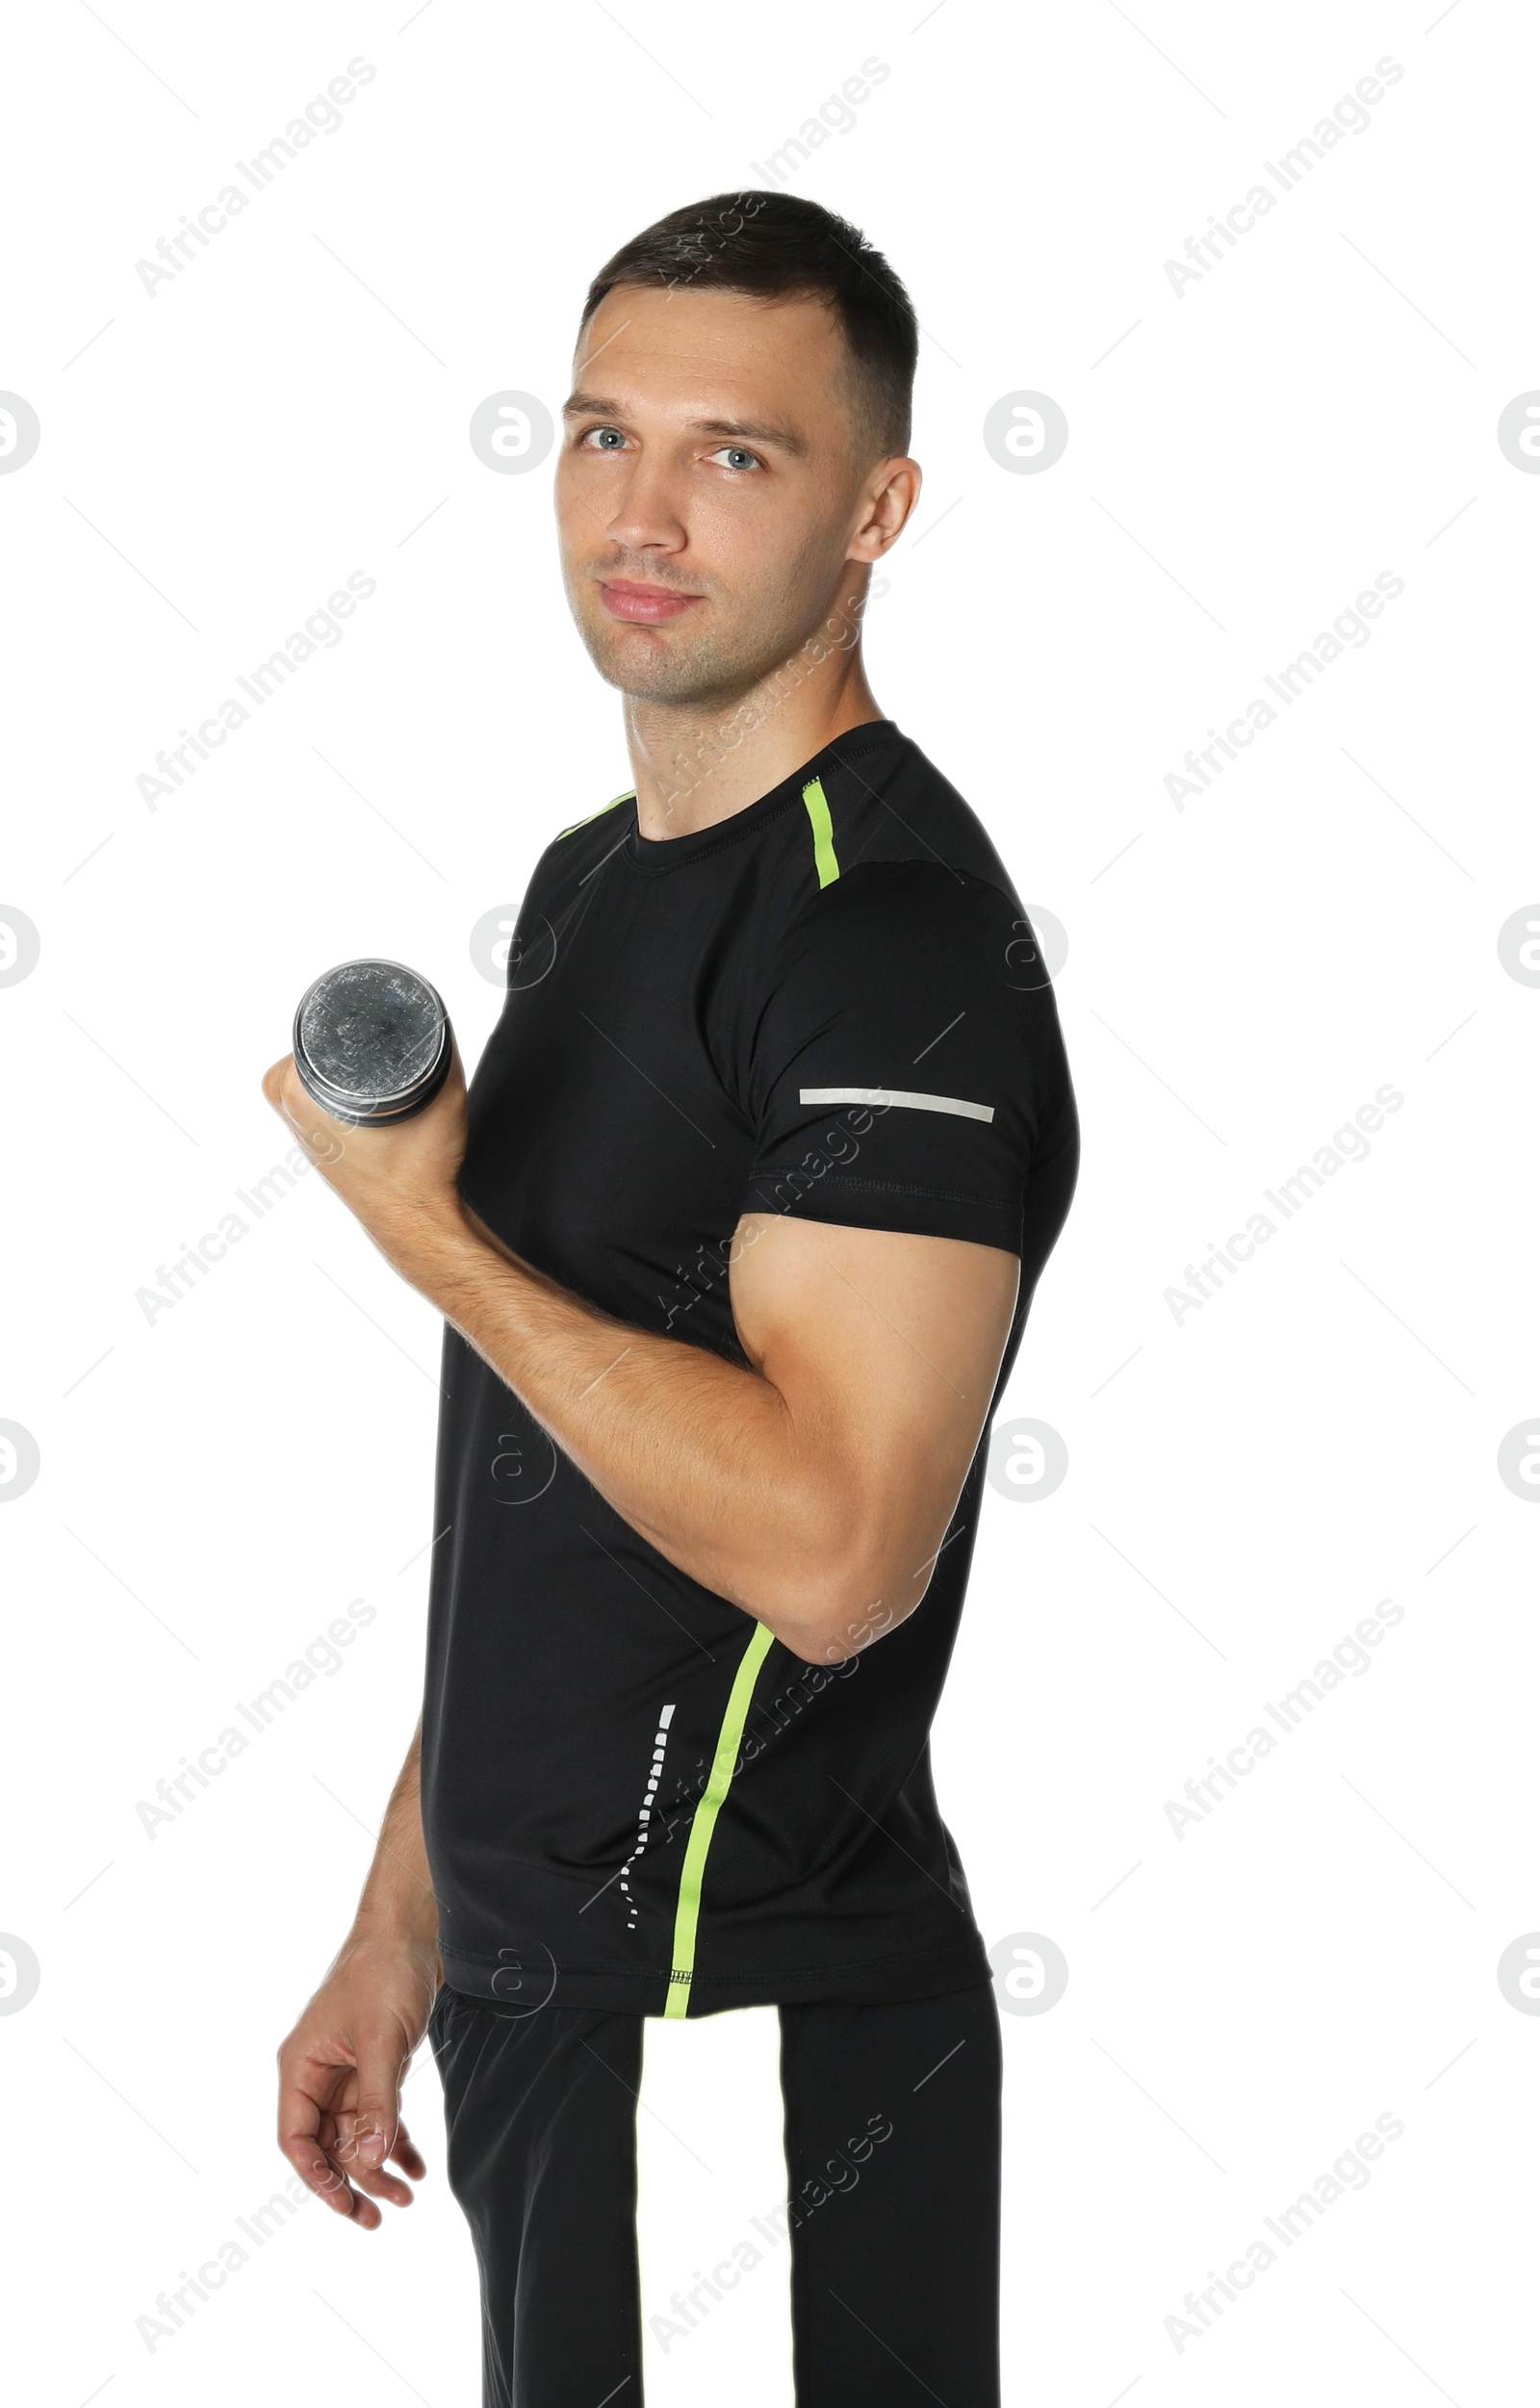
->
[557,788,634,839]
[801,776,839,887]
[663,1621,775,2019]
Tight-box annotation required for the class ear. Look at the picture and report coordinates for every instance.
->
[849,456,922,562]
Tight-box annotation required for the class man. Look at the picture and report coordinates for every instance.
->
[268,191,1077,2404]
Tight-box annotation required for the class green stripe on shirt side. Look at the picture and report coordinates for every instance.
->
[663,1621,776,2019]
[557,789,634,839]
[801,776,840,887]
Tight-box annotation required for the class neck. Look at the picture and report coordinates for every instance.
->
[625,628,885,843]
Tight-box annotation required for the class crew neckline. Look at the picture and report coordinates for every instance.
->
[624,720,904,873]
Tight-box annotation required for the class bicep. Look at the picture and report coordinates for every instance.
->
[730,1211,1018,1576]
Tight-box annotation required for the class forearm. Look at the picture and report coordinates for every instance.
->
[376,1201,865,1658]
[348,1718,440,1961]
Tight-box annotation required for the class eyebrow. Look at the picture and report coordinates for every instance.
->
[561,393,807,457]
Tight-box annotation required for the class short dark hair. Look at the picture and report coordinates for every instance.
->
[579,192,918,457]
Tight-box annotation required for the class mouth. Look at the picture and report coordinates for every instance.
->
[597,578,704,626]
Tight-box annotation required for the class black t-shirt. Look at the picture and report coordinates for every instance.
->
[421,721,1078,2016]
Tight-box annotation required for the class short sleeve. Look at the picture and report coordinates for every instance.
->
[740,860,1071,1254]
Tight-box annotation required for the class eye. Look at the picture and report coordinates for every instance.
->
[579,425,629,452]
[708,445,762,473]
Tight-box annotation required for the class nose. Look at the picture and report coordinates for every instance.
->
[603,448,689,562]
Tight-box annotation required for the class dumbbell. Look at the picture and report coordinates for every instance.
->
[292,958,452,1127]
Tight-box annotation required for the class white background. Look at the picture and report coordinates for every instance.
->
[2,0,1536,2400]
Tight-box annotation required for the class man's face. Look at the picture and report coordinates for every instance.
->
[555,283,883,709]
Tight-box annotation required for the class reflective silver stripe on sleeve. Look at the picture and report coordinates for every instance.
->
[798,1086,995,1124]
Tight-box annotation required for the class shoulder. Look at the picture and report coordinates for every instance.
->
[764,861,1040,1040]
[520,785,636,905]
[553,787,635,843]
[806,729,1026,909]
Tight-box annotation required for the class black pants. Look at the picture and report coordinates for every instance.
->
[428,1980,1003,2406]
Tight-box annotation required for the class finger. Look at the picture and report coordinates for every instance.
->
[390,2117,428,2181]
[278,2114,366,2218]
[332,2111,417,2210]
[277,2058,370,2221]
[351,2034,409,2179]
[279,1081,347,1166]
[264,1055,347,1167]
[319,2111,388,2225]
